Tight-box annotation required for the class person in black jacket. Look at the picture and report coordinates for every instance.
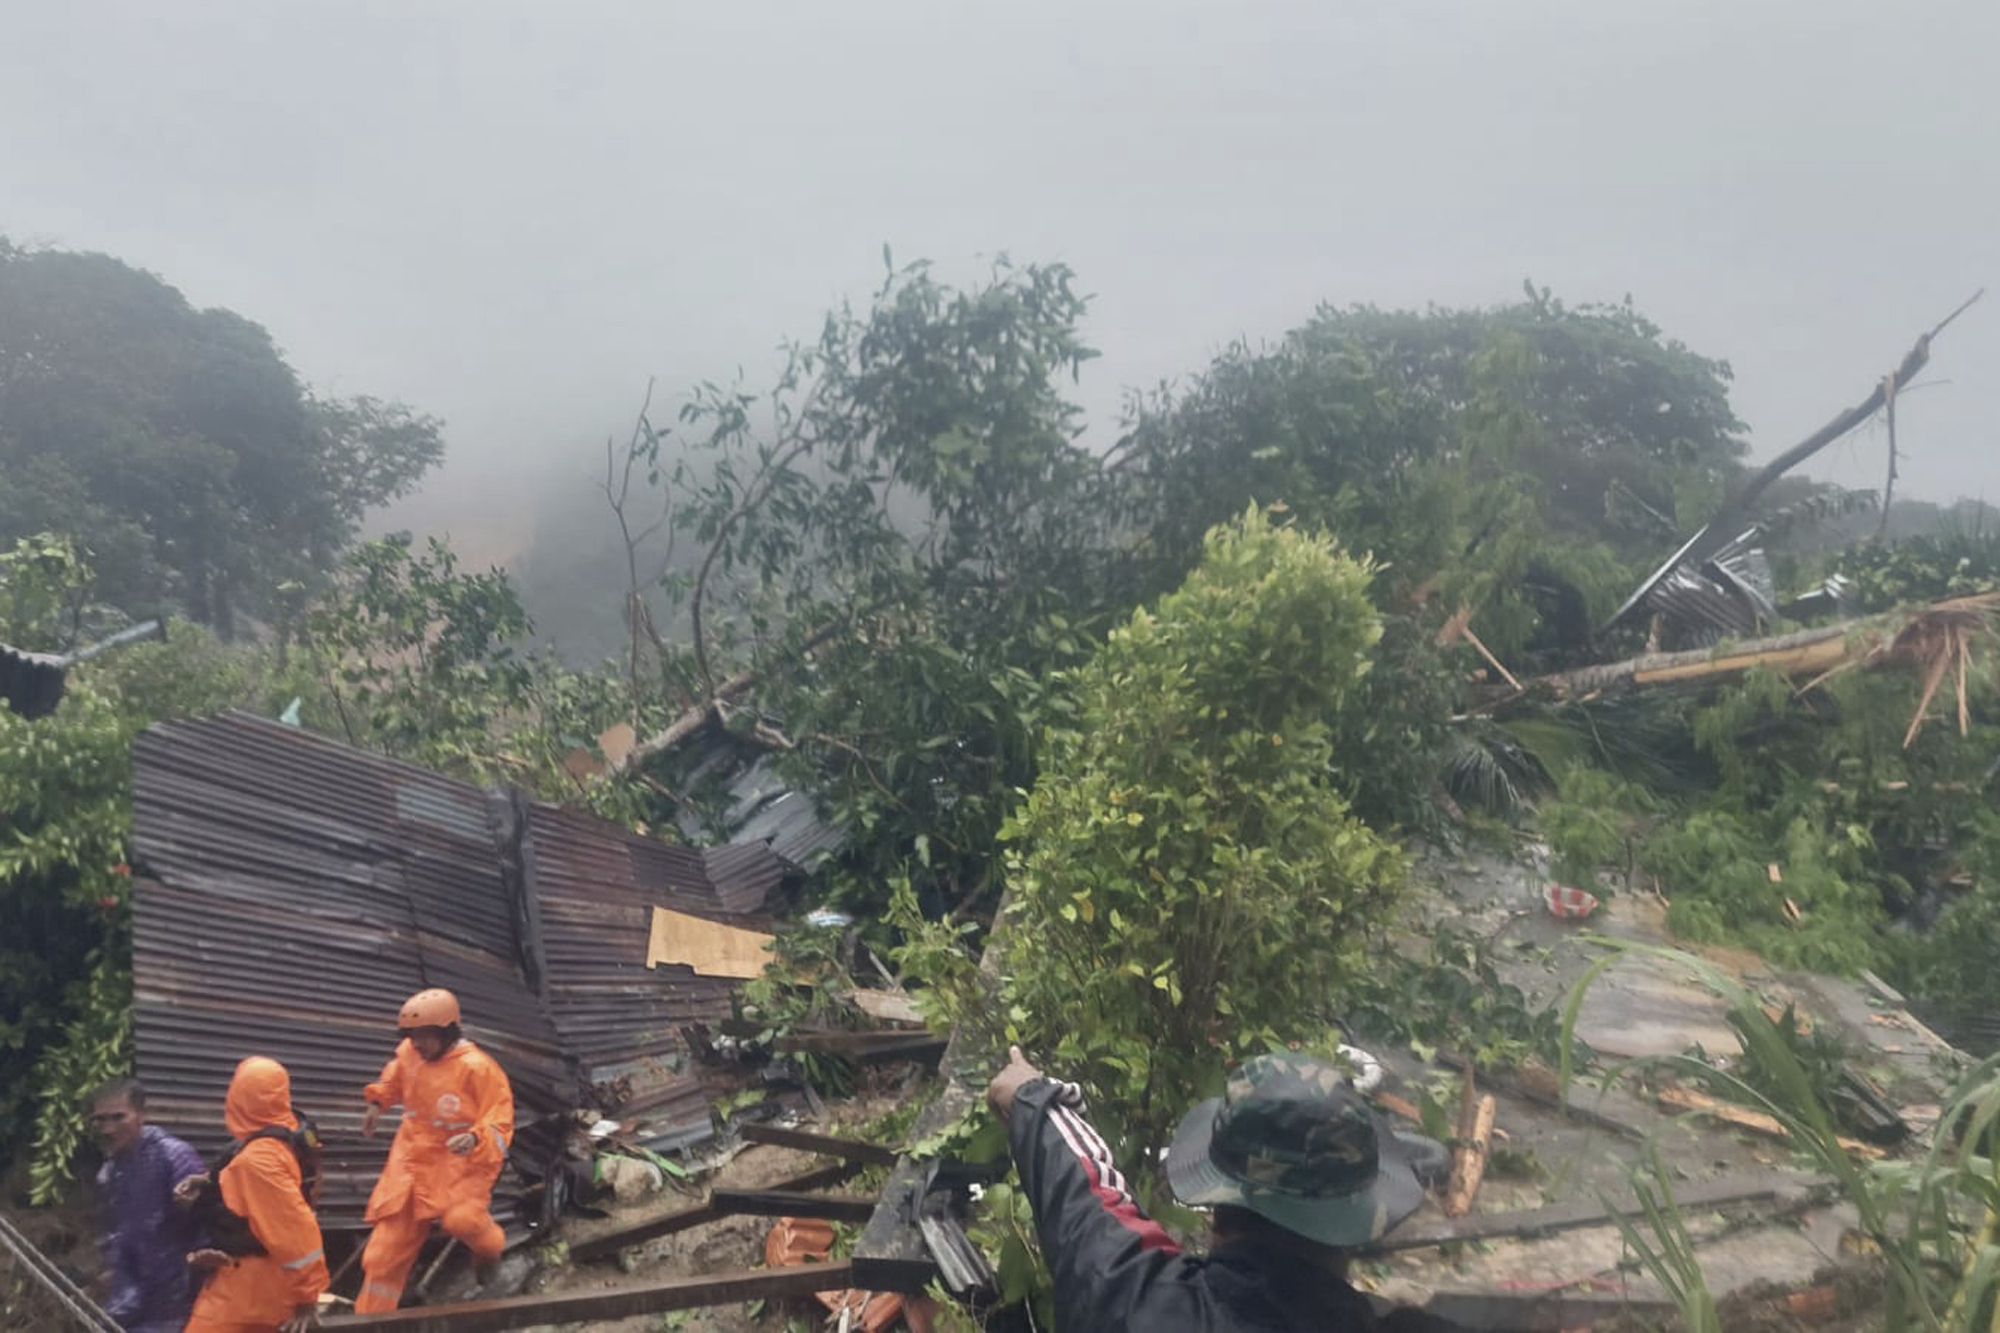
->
[989,1044,1458,1332]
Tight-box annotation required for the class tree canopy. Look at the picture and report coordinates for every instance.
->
[0,238,443,633]
[1114,286,1749,656]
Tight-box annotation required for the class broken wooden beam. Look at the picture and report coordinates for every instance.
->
[1488,1063,1651,1142]
[568,1161,860,1263]
[566,1198,722,1263]
[739,1122,902,1166]
[321,1260,856,1331]
[711,1189,880,1222]
[1441,1092,1497,1218]
[1655,1084,1885,1158]
[1368,1169,1830,1253]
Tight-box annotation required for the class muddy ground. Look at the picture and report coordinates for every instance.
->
[506,1084,915,1333]
[522,1139,834,1333]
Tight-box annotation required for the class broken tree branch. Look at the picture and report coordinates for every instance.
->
[1878,371,1900,539]
[1525,594,1997,705]
[1607,290,1982,628]
[602,380,675,706]
[604,617,848,779]
[1726,288,1981,523]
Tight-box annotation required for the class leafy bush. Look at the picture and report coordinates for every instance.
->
[1647,812,1882,972]
[1834,523,2000,614]
[984,508,1407,1190]
[1527,656,2000,991]
[1539,767,1661,889]
[1909,817,2000,1019]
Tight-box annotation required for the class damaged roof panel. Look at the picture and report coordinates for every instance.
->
[526,804,741,1148]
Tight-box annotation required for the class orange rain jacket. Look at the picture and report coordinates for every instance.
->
[363,1037,514,1222]
[183,1057,328,1331]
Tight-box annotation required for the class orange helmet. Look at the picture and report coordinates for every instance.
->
[398,987,460,1030]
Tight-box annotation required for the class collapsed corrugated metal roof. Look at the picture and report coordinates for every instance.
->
[1605,524,1779,644]
[676,749,847,876]
[129,711,802,1236]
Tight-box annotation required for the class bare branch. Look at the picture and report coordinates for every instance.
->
[601,379,675,705]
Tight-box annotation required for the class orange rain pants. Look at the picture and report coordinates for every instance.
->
[184,1057,328,1333]
[354,1037,513,1313]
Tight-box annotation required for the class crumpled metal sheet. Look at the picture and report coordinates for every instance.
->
[1610,523,1780,644]
[129,711,798,1234]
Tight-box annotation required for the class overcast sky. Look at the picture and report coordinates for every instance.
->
[5,0,1995,559]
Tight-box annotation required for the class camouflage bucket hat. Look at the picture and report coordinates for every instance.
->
[1166,1049,1425,1247]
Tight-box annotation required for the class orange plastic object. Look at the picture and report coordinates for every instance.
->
[764,1216,905,1332]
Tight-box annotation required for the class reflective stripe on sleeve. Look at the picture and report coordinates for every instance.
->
[282,1248,325,1270]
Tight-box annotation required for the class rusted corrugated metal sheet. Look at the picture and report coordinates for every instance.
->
[129,712,796,1234]
[525,805,739,1149]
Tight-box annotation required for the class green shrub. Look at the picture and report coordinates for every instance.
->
[987,507,1407,1191]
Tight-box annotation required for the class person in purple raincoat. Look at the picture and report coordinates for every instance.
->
[88,1077,207,1333]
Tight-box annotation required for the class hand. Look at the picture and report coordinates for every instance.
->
[986,1044,1044,1123]
[173,1173,211,1206]
[361,1102,382,1138]
[186,1248,231,1273]
[278,1303,321,1332]
[446,1131,476,1156]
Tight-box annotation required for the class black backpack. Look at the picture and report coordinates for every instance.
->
[191,1113,324,1257]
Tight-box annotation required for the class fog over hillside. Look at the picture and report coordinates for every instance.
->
[5,1,1995,657]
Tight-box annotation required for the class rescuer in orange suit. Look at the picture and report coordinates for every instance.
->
[353,988,514,1314]
[182,1056,328,1333]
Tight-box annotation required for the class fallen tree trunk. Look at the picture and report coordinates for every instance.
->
[1529,621,1865,699]
[1521,594,1995,711]
[1602,290,1982,635]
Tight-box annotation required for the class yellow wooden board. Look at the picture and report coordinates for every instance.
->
[645,906,774,979]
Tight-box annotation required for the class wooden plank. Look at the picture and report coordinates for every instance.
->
[712,1189,880,1223]
[1490,1063,1651,1141]
[568,1162,860,1263]
[739,1122,902,1166]
[322,1261,855,1331]
[1368,1170,1829,1253]
[848,988,925,1025]
[1655,1084,1884,1158]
